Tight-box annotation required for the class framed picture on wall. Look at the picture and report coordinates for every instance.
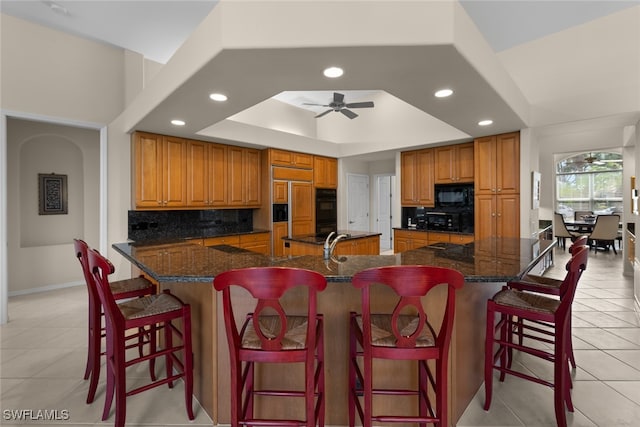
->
[532,171,541,209]
[38,173,68,215]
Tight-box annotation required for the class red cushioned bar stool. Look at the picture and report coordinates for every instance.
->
[484,245,589,427]
[87,247,194,427]
[349,265,464,427]
[213,267,327,427]
[508,235,588,369]
[73,239,156,404]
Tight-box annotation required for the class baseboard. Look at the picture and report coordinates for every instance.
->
[8,280,84,297]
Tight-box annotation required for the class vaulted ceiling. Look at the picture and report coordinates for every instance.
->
[2,1,639,160]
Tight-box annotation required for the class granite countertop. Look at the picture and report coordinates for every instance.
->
[282,230,382,245]
[124,228,272,246]
[113,237,554,284]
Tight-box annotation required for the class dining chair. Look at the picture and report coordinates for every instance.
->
[349,265,464,427]
[508,235,589,369]
[588,214,620,253]
[87,247,194,427]
[73,239,156,404]
[484,246,589,427]
[553,212,580,250]
[213,267,327,427]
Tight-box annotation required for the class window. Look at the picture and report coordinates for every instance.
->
[556,152,622,220]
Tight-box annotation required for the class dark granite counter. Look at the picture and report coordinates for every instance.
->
[393,227,474,237]
[113,237,554,284]
[112,236,555,425]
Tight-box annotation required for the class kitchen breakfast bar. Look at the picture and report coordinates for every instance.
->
[113,237,554,426]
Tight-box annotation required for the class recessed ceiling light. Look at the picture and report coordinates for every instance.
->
[478,119,493,126]
[209,93,228,102]
[323,67,344,78]
[171,119,186,126]
[434,89,453,98]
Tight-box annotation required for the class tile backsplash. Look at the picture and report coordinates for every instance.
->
[128,209,253,241]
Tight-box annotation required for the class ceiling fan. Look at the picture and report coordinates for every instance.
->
[304,92,374,119]
[582,152,605,165]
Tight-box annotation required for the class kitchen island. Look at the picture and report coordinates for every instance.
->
[114,237,554,426]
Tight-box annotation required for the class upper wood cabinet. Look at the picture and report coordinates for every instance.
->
[228,146,261,207]
[434,142,474,184]
[290,181,314,236]
[186,140,227,207]
[401,148,435,207]
[313,156,338,188]
[474,132,520,195]
[272,181,288,204]
[133,132,187,209]
[270,149,313,169]
[474,131,520,240]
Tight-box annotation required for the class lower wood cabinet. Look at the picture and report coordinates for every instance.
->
[394,229,474,253]
[288,235,380,256]
[239,232,270,255]
[272,223,289,257]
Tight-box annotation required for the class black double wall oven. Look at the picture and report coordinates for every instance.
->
[315,188,337,237]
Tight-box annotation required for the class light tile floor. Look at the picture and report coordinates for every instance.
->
[1,247,638,426]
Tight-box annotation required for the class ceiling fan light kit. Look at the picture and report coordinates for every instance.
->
[304,92,375,119]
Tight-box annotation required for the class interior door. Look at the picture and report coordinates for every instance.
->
[376,175,393,251]
[347,174,370,232]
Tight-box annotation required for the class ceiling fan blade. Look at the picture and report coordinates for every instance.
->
[333,92,344,104]
[340,109,358,119]
[345,101,374,109]
[302,103,329,107]
[315,109,333,118]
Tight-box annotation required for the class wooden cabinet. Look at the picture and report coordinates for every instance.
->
[134,132,187,209]
[450,233,474,245]
[474,132,520,240]
[270,149,313,169]
[186,140,227,207]
[434,142,474,184]
[273,181,288,204]
[313,156,338,188]
[290,181,314,236]
[475,194,520,240]
[475,132,520,195]
[334,235,380,255]
[394,229,429,253]
[203,235,240,247]
[401,149,435,207]
[272,222,289,257]
[428,232,450,245]
[228,146,261,207]
[239,232,270,255]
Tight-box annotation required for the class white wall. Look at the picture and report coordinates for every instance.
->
[7,119,100,294]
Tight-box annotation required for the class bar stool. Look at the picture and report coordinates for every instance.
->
[484,245,589,427]
[510,235,589,368]
[213,267,327,427]
[349,265,464,427]
[87,247,194,427]
[73,239,156,404]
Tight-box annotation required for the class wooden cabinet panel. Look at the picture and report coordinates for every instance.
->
[474,132,520,239]
[273,222,288,257]
[273,181,288,204]
[475,132,519,195]
[314,156,338,188]
[428,232,450,245]
[271,149,313,169]
[228,146,261,207]
[434,142,474,184]
[239,232,270,255]
[133,132,187,209]
[394,229,429,253]
[203,235,240,247]
[334,236,380,255]
[401,149,434,207]
[291,181,313,237]
[450,234,474,245]
[186,140,228,207]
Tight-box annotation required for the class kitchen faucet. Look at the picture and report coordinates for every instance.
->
[323,232,349,260]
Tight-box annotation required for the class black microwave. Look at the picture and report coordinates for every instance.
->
[426,212,460,231]
[434,184,474,209]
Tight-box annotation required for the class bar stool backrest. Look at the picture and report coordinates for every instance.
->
[87,248,125,330]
